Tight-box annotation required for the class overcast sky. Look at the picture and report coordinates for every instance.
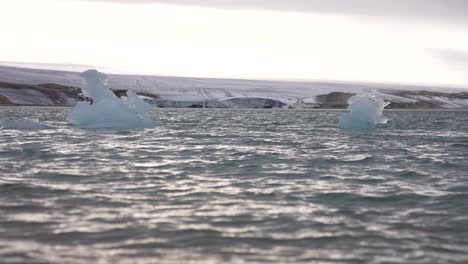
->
[78,0,468,24]
[1,0,468,86]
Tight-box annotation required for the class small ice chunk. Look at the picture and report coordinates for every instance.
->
[0,118,50,130]
[339,92,390,130]
[68,69,155,129]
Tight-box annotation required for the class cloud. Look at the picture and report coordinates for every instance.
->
[72,0,468,24]
[433,48,468,72]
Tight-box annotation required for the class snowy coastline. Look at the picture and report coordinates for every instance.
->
[1,65,468,109]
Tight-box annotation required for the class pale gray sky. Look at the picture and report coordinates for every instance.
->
[434,48,468,72]
[1,0,468,86]
[74,0,468,24]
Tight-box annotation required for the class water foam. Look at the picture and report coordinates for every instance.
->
[68,70,155,129]
[338,92,390,129]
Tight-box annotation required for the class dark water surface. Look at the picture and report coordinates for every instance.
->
[1,107,467,263]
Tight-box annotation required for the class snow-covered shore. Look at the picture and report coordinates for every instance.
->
[1,65,468,109]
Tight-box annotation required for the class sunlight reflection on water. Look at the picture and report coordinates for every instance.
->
[1,107,468,263]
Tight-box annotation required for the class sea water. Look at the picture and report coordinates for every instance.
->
[1,107,468,263]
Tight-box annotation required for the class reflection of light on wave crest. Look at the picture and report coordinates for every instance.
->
[339,92,390,130]
[67,69,155,129]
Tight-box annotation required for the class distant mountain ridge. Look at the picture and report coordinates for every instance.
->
[1,65,467,109]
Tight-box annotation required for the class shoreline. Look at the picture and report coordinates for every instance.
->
[1,105,468,111]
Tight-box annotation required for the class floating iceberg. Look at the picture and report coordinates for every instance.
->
[68,70,155,129]
[339,92,390,129]
[0,118,50,130]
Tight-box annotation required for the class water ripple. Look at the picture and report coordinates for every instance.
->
[0,108,467,263]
